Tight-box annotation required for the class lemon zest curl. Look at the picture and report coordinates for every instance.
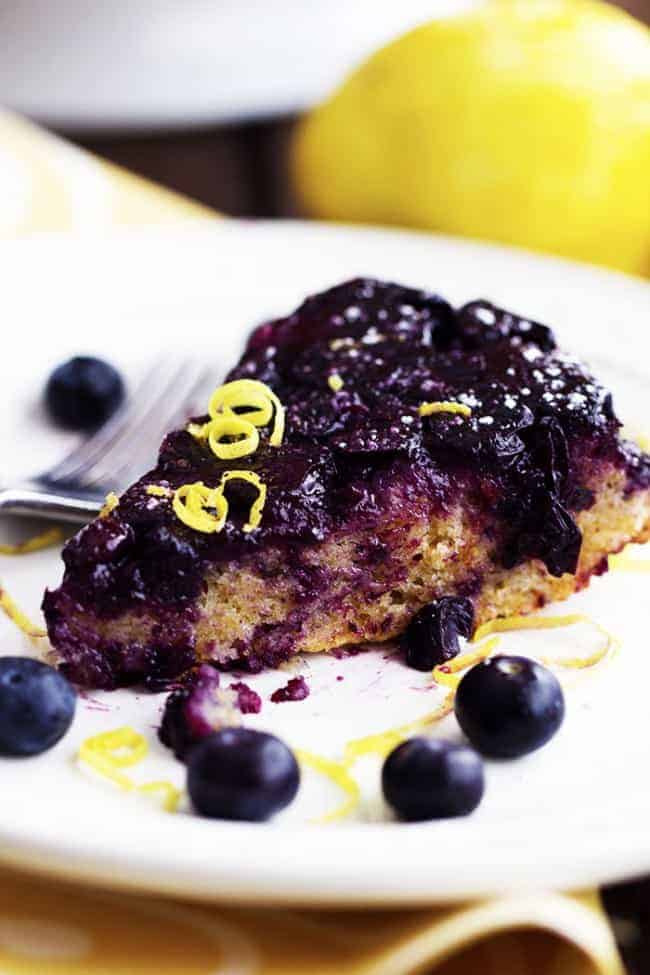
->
[0,528,63,556]
[137,780,182,813]
[0,585,46,640]
[207,414,260,460]
[432,637,501,689]
[78,727,181,812]
[173,481,228,534]
[145,484,172,498]
[99,492,119,518]
[419,401,472,418]
[296,749,361,824]
[342,691,455,766]
[189,379,286,459]
[218,471,267,532]
[473,613,619,670]
[173,472,267,534]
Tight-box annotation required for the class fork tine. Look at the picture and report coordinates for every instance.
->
[67,358,190,487]
[73,359,193,487]
[42,358,170,484]
[84,363,214,490]
[104,365,213,487]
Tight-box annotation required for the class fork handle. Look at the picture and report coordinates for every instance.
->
[0,485,104,524]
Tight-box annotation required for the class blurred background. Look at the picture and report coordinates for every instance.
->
[0,0,647,275]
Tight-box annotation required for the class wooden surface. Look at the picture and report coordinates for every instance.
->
[76,117,298,219]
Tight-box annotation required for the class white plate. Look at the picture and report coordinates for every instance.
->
[0,220,649,906]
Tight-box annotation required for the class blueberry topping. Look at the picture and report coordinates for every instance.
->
[456,301,556,353]
[45,356,125,430]
[402,597,474,671]
[529,416,570,496]
[455,655,565,758]
[505,494,582,577]
[43,278,648,685]
[382,737,484,821]
[0,657,75,756]
[187,728,300,821]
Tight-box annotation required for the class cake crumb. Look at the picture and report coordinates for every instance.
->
[270,676,310,703]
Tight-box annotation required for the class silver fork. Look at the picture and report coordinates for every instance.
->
[0,359,214,523]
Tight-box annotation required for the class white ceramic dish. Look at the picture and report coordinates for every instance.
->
[0,0,479,132]
[0,220,648,905]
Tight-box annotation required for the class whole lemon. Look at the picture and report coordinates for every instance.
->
[293,0,650,276]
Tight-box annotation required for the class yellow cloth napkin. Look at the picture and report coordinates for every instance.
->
[0,871,624,974]
[0,109,626,975]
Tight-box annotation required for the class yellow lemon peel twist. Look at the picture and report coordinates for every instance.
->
[432,637,501,689]
[173,482,228,534]
[472,613,619,669]
[173,472,267,534]
[342,691,455,766]
[207,414,260,461]
[296,749,361,824]
[137,780,183,812]
[0,584,46,640]
[0,527,64,556]
[99,492,119,518]
[190,379,286,459]
[328,373,344,393]
[145,484,172,498]
[209,379,285,444]
[218,470,267,533]
[78,727,181,812]
[418,401,472,418]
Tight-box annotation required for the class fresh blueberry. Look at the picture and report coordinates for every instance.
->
[187,728,300,821]
[0,657,76,756]
[45,356,125,430]
[455,655,565,758]
[382,737,484,821]
[402,597,474,671]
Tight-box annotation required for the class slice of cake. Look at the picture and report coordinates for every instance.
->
[43,279,650,689]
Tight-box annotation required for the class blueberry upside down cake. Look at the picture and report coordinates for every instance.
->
[43,279,650,689]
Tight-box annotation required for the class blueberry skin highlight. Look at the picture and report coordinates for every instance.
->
[455,655,565,759]
[187,728,300,822]
[0,657,76,756]
[45,356,125,430]
[382,737,484,822]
